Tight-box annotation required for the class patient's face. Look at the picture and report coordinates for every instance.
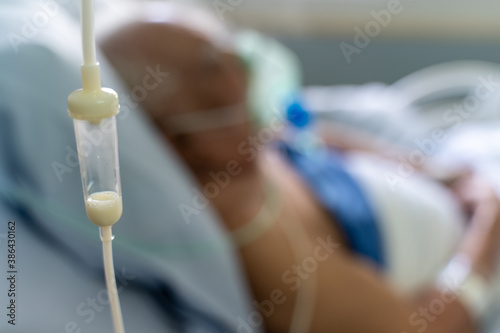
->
[137,25,253,175]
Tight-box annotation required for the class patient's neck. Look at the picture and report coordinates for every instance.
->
[194,158,265,232]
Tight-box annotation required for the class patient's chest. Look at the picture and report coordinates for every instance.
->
[262,150,348,251]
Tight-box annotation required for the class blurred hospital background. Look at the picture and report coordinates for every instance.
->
[179,0,500,85]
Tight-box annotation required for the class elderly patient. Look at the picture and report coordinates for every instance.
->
[101,4,500,333]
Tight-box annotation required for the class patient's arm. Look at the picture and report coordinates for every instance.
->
[317,122,472,193]
[317,121,401,157]
[309,179,500,333]
[229,151,499,333]
[311,249,475,333]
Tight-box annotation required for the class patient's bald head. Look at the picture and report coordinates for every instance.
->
[100,3,253,176]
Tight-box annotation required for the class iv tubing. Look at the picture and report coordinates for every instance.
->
[281,202,317,333]
[101,226,125,333]
[82,0,97,66]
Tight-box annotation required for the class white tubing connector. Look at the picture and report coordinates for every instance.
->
[68,64,119,123]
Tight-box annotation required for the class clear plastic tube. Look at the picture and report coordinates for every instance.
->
[73,116,123,227]
[101,226,125,333]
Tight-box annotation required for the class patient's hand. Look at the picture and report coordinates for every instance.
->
[453,175,500,278]
[448,173,492,217]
